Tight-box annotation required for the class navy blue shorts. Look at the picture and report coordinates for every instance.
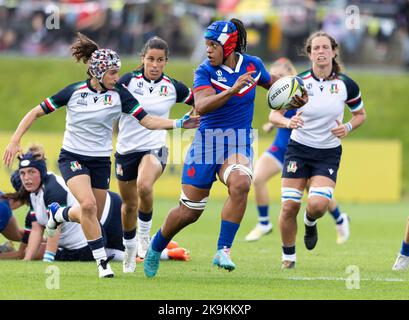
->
[0,200,12,233]
[114,146,168,182]
[282,140,342,182]
[58,149,111,190]
[55,245,94,261]
[101,191,124,251]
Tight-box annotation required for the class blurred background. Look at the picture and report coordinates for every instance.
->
[1,0,408,67]
[0,0,408,202]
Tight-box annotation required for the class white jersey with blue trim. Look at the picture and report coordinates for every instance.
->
[40,79,147,157]
[116,70,194,154]
[290,69,363,149]
[29,173,87,250]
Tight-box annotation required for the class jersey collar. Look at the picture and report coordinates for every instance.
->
[310,68,336,82]
[141,68,164,84]
[220,53,243,74]
[86,79,107,94]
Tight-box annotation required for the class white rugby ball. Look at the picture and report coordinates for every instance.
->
[267,76,304,110]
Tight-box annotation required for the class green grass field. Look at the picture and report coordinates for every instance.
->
[1,198,409,300]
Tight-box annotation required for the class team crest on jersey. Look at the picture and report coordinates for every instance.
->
[287,161,298,173]
[216,69,227,82]
[159,85,168,96]
[116,163,123,176]
[70,161,82,172]
[330,84,339,94]
[104,94,112,105]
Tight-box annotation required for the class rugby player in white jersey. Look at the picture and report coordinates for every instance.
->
[3,33,198,278]
[115,37,194,273]
[269,32,366,269]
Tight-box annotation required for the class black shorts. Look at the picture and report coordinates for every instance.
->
[55,245,94,262]
[114,146,168,181]
[282,140,342,182]
[58,149,111,189]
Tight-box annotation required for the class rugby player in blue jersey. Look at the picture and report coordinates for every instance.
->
[144,18,307,277]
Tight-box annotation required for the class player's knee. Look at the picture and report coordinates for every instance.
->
[80,199,97,215]
[228,175,251,198]
[307,186,333,216]
[307,198,327,217]
[122,202,138,215]
[281,200,300,218]
[252,174,266,188]
[137,181,153,199]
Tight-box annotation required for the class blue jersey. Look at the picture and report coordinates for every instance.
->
[0,191,12,233]
[193,53,271,131]
[273,109,297,148]
[265,109,297,165]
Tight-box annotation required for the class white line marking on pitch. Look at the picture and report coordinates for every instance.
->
[287,276,409,282]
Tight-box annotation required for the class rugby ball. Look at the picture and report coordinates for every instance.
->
[267,76,304,110]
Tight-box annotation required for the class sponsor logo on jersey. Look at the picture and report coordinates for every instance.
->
[287,161,298,173]
[328,168,334,175]
[81,93,88,99]
[116,163,123,176]
[159,85,168,96]
[76,99,88,106]
[70,161,82,172]
[216,69,227,82]
[104,94,112,105]
[330,84,339,94]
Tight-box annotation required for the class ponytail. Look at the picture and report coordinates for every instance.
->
[71,32,99,64]
[230,18,247,53]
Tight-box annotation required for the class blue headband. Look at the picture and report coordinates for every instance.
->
[18,153,48,182]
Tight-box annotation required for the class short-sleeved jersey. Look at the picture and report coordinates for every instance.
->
[116,69,194,154]
[193,53,271,131]
[28,172,87,250]
[290,69,363,149]
[40,79,147,157]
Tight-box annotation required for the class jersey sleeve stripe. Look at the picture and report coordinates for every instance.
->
[346,93,361,104]
[44,97,57,112]
[193,85,212,93]
[348,101,363,112]
[183,88,194,104]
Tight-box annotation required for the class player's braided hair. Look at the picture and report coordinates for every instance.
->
[230,18,247,53]
[71,32,100,64]
[304,31,343,77]
[140,36,169,60]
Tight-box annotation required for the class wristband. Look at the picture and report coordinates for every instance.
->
[345,122,353,132]
[43,251,56,262]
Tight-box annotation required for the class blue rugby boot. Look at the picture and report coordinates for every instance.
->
[212,246,236,271]
[144,244,161,278]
